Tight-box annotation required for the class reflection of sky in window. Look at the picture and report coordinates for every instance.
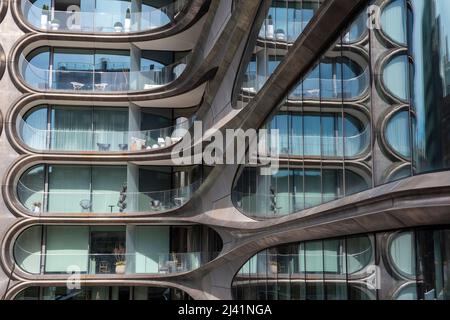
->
[266,2,316,41]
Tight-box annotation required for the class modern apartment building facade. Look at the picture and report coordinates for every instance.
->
[0,0,449,300]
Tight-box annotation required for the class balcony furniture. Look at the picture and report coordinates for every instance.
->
[152,144,159,149]
[70,82,85,90]
[69,24,81,31]
[118,144,128,151]
[171,136,182,144]
[158,263,169,274]
[150,199,162,211]
[98,261,110,273]
[94,83,108,91]
[108,205,115,213]
[242,87,256,93]
[97,143,111,151]
[79,199,92,212]
[144,84,163,90]
[306,89,320,97]
[50,20,60,31]
[157,137,166,147]
[174,197,185,207]
[130,137,146,151]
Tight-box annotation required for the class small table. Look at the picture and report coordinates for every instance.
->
[95,83,108,91]
[108,205,115,213]
[174,197,185,206]
[70,82,84,90]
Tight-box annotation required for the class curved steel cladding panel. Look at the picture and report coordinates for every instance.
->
[0,42,5,80]
[11,0,210,40]
[0,0,8,24]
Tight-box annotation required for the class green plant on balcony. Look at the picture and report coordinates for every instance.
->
[114,244,126,274]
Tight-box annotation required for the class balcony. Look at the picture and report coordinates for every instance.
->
[20,0,188,33]
[13,225,223,276]
[17,165,202,215]
[289,67,370,101]
[18,105,193,153]
[19,49,190,93]
[15,285,192,300]
[240,65,370,102]
[232,167,370,218]
[258,18,312,43]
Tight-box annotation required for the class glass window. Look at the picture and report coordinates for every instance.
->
[45,226,89,273]
[51,106,93,151]
[304,240,324,300]
[17,165,45,212]
[382,55,410,101]
[380,0,407,44]
[385,110,411,158]
[14,226,43,274]
[21,106,48,150]
[389,231,416,276]
[47,165,91,213]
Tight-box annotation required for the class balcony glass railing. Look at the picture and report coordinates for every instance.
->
[289,68,370,100]
[20,54,189,92]
[21,0,188,33]
[235,249,373,277]
[14,250,216,275]
[241,67,370,101]
[258,19,312,43]
[262,126,370,158]
[17,180,201,214]
[232,192,339,218]
[19,118,192,152]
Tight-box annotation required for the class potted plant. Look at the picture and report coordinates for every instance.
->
[41,5,50,29]
[50,18,60,30]
[114,21,123,32]
[124,8,131,32]
[113,244,126,274]
[266,14,274,39]
[269,260,278,274]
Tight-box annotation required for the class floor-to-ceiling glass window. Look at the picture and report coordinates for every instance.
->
[236,0,322,108]
[19,105,193,152]
[13,224,222,275]
[21,0,186,33]
[22,47,188,91]
[14,285,192,300]
[233,227,450,300]
[232,167,369,218]
[291,57,369,100]
[263,112,369,158]
[17,164,200,214]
